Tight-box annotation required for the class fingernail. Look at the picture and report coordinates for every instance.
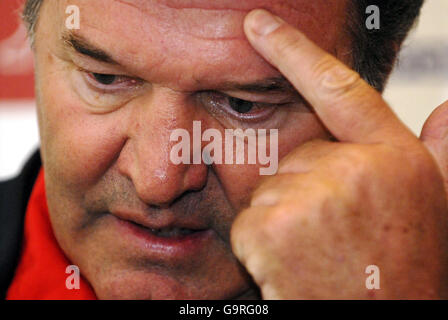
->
[248,9,284,36]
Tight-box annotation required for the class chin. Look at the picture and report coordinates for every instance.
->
[89,268,251,300]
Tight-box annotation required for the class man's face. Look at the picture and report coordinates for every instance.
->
[34,0,350,299]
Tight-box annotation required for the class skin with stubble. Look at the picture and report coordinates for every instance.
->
[32,0,448,299]
[34,0,350,299]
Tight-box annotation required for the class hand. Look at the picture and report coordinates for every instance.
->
[421,100,448,193]
[231,9,448,299]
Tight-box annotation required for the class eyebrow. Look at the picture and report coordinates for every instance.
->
[223,77,296,94]
[62,32,119,65]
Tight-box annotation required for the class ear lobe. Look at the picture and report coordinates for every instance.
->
[421,100,448,190]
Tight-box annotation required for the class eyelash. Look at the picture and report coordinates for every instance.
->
[81,70,141,92]
[199,92,282,123]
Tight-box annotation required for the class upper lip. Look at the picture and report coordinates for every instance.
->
[111,209,209,231]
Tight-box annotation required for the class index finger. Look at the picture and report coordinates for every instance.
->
[244,9,415,144]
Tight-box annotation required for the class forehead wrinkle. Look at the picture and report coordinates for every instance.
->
[119,0,248,12]
[116,0,311,12]
[111,0,317,41]
[113,0,145,11]
[115,0,248,40]
[66,0,347,91]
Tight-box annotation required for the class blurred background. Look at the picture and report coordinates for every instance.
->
[0,0,448,180]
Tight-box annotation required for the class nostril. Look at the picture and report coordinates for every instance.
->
[183,163,209,192]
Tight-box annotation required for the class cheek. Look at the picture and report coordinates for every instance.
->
[37,54,127,190]
[278,113,331,156]
[213,112,328,210]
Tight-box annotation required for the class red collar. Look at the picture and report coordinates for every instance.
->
[7,169,97,300]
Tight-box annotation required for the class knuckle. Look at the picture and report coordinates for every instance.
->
[278,140,335,174]
[379,143,430,174]
[312,57,365,99]
[334,146,374,177]
[250,179,278,206]
[409,147,435,170]
[404,148,441,183]
[260,207,292,246]
[263,190,325,236]
[266,190,335,237]
[251,179,353,250]
[250,174,296,206]
[275,33,304,59]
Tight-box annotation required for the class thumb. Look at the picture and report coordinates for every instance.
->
[421,100,448,190]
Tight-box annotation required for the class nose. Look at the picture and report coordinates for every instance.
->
[117,88,208,207]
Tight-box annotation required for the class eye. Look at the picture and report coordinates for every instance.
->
[221,94,277,120]
[198,91,297,129]
[228,97,254,114]
[88,72,136,87]
[92,73,117,85]
[198,91,280,124]
[81,70,142,92]
[72,68,147,113]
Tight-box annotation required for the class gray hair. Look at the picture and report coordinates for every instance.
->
[22,0,44,46]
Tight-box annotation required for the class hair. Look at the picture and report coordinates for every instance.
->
[22,0,43,46]
[347,0,424,91]
[22,0,424,92]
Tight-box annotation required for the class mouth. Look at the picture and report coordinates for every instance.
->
[144,226,204,238]
[110,211,214,261]
[126,218,209,239]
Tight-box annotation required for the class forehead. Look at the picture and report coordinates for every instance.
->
[47,0,349,90]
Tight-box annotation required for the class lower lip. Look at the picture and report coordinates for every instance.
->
[114,218,214,260]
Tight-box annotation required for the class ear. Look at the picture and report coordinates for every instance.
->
[421,100,448,191]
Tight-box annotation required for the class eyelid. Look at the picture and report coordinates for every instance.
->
[78,67,144,91]
[221,90,296,105]
[203,91,278,123]
[69,50,125,74]
[198,91,292,131]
